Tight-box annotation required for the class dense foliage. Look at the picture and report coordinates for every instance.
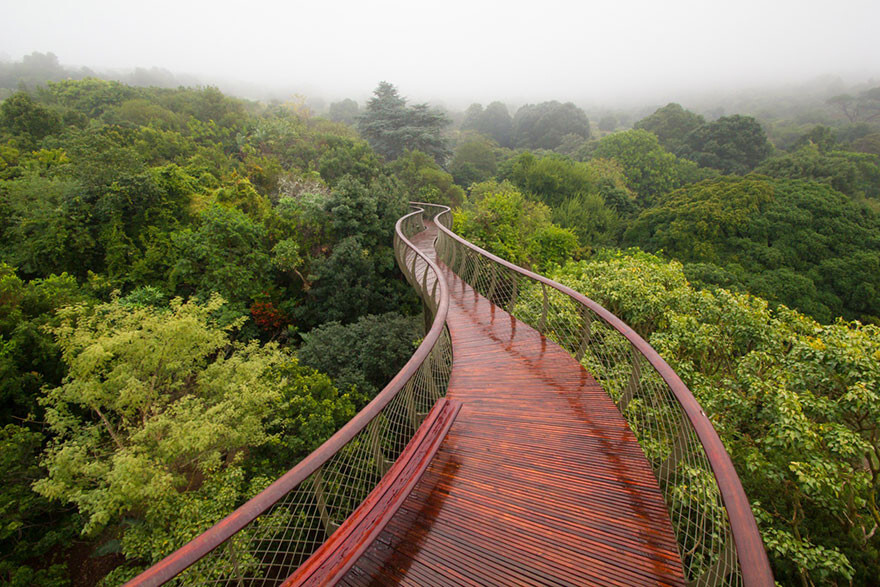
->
[452,181,580,270]
[298,312,420,401]
[2,67,880,585]
[511,100,590,150]
[0,79,428,583]
[625,176,880,323]
[541,252,880,585]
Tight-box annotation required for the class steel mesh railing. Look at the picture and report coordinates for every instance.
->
[128,209,452,586]
[414,201,772,587]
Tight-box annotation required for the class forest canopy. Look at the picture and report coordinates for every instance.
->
[1,71,879,586]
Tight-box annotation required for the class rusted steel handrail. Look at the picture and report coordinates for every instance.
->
[415,201,772,587]
[127,208,452,586]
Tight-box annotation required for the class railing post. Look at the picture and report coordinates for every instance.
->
[538,283,549,333]
[458,246,468,276]
[657,412,693,483]
[472,253,481,287]
[693,534,737,587]
[424,349,440,401]
[447,235,456,270]
[410,251,419,292]
[618,347,641,413]
[487,262,498,302]
[225,540,246,587]
[574,305,592,362]
[509,270,519,311]
[368,418,391,476]
[404,381,420,430]
[312,467,339,537]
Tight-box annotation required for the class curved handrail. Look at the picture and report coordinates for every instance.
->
[414,201,772,586]
[127,208,452,586]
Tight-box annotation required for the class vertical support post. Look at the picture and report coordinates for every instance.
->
[424,349,440,401]
[693,533,737,587]
[312,467,339,537]
[538,283,549,333]
[657,412,693,483]
[618,347,641,413]
[410,252,419,292]
[226,540,246,587]
[404,382,420,430]
[472,253,481,289]
[447,236,456,270]
[509,270,519,311]
[575,305,593,362]
[423,302,433,333]
[368,419,390,475]
[487,262,498,302]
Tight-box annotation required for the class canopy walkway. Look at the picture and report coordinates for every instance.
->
[128,204,772,586]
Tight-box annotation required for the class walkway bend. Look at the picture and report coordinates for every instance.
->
[341,221,686,585]
[129,205,772,587]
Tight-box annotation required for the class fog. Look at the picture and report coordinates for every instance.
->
[2,0,878,108]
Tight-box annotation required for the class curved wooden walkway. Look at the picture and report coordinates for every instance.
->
[340,222,686,586]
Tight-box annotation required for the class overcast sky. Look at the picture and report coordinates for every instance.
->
[2,0,878,107]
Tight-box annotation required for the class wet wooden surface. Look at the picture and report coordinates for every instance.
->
[341,222,686,586]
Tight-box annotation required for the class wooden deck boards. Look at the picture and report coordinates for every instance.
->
[341,223,685,586]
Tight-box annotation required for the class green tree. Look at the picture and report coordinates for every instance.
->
[390,150,464,207]
[0,93,62,149]
[552,192,621,249]
[453,181,579,269]
[298,312,420,402]
[328,98,359,125]
[501,151,594,208]
[169,205,273,309]
[449,133,498,187]
[461,101,513,147]
[827,87,880,124]
[592,129,683,204]
[598,114,618,132]
[755,143,880,200]
[0,424,76,586]
[852,132,880,156]
[34,296,354,578]
[357,82,450,163]
[633,103,705,153]
[625,176,880,322]
[512,101,590,150]
[679,114,773,174]
[792,125,838,153]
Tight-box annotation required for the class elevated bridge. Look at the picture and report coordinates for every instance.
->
[128,204,772,586]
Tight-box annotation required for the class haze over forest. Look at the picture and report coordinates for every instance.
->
[3,2,880,585]
[2,0,879,108]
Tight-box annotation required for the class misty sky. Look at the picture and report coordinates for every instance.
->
[2,0,878,106]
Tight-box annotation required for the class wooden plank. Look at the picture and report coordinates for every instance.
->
[283,398,461,586]
[343,222,687,586]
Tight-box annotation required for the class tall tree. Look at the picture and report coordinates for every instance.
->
[461,101,513,147]
[679,114,773,174]
[357,82,450,164]
[328,98,359,125]
[633,103,705,153]
[512,101,590,150]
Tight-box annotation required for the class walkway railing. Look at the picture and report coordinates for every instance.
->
[415,201,772,587]
[127,209,452,586]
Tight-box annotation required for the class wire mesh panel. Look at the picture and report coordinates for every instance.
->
[128,210,452,586]
[417,202,771,587]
